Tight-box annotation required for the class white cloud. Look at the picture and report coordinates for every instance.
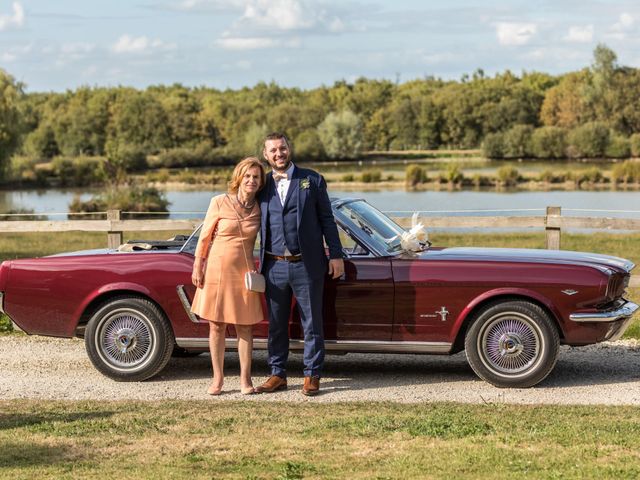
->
[111,35,177,54]
[173,0,244,11]
[614,12,634,30]
[1,43,32,62]
[216,36,281,49]
[61,43,95,55]
[212,0,344,51]
[495,22,537,46]
[0,1,24,31]
[222,59,252,70]
[564,25,594,43]
[242,0,313,30]
[608,13,635,40]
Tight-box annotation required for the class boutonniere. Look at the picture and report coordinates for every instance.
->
[300,178,311,190]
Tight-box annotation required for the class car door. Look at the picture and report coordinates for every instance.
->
[321,227,394,341]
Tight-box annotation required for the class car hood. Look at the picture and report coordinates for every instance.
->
[47,248,178,257]
[48,248,113,257]
[415,247,635,273]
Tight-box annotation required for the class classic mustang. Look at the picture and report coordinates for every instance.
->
[0,199,637,388]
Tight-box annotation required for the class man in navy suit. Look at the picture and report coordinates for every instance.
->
[255,132,344,396]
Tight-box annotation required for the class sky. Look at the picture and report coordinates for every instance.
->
[1,0,640,93]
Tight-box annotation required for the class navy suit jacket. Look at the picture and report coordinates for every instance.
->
[259,166,343,279]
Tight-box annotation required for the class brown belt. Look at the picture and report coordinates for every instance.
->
[266,253,303,262]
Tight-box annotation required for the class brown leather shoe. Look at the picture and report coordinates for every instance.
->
[255,375,287,393]
[302,376,320,396]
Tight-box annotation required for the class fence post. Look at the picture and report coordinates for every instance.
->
[545,206,561,250]
[107,209,123,249]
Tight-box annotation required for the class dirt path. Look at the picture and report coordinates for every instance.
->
[1,336,639,405]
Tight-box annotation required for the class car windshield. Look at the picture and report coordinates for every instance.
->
[336,200,406,254]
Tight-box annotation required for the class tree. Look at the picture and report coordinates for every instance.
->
[317,109,363,159]
[539,72,588,128]
[0,69,24,178]
[107,89,171,153]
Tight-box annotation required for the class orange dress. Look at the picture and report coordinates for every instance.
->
[190,194,263,325]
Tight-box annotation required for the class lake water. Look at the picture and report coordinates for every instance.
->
[1,188,639,223]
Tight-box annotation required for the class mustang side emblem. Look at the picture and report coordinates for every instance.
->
[562,289,578,296]
[420,307,450,322]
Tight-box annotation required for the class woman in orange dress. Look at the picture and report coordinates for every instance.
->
[191,157,265,395]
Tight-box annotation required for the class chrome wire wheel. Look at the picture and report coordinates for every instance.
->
[94,308,156,373]
[86,296,174,381]
[465,300,560,388]
[477,312,543,377]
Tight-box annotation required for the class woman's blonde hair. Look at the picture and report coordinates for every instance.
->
[228,156,266,194]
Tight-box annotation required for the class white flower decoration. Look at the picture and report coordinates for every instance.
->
[399,212,429,252]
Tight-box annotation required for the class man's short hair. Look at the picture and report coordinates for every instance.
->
[264,132,291,147]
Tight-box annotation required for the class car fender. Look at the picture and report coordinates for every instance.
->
[71,281,155,327]
[450,287,562,341]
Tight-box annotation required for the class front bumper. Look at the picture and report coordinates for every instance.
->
[570,300,638,323]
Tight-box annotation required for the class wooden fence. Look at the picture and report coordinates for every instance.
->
[1,207,640,251]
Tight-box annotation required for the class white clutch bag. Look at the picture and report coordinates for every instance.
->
[245,270,266,293]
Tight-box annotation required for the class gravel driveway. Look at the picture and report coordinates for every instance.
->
[1,335,639,405]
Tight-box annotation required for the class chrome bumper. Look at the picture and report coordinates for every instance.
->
[570,300,639,323]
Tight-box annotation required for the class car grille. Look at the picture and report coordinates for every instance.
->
[606,272,629,300]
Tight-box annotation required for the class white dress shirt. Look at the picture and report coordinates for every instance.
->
[274,162,295,206]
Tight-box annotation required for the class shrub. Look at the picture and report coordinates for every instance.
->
[6,156,50,185]
[605,134,631,159]
[503,124,534,158]
[405,164,426,186]
[150,148,200,168]
[176,170,197,184]
[630,133,640,157]
[538,169,568,183]
[440,164,464,184]
[340,173,355,182]
[148,143,224,169]
[482,132,505,158]
[496,165,520,186]
[51,156,104,187]
[69,184,170,215]
[361,169,382,183]
[567,122,610,158]
[530,127,567,159]
[471,173,492,187]
[145,168,171,183]
[611,160,640,183]
[0,314,13,333]
[574,167,604,185]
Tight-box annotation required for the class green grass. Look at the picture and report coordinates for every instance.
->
[1,400,639,479]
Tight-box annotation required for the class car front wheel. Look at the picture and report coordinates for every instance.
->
[85,296,175,381]
[465,300,560,388]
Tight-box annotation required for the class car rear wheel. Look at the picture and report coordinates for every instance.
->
[85,296,175,381]
[465,300,559,388]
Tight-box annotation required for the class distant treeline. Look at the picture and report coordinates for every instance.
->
[1,44,640,183]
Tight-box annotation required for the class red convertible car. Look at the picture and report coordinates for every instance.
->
[0,199,637,388]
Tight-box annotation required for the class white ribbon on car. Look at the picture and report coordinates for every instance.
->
[397,212,430,252]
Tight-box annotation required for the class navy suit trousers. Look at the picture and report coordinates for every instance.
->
[264,257,325,378]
